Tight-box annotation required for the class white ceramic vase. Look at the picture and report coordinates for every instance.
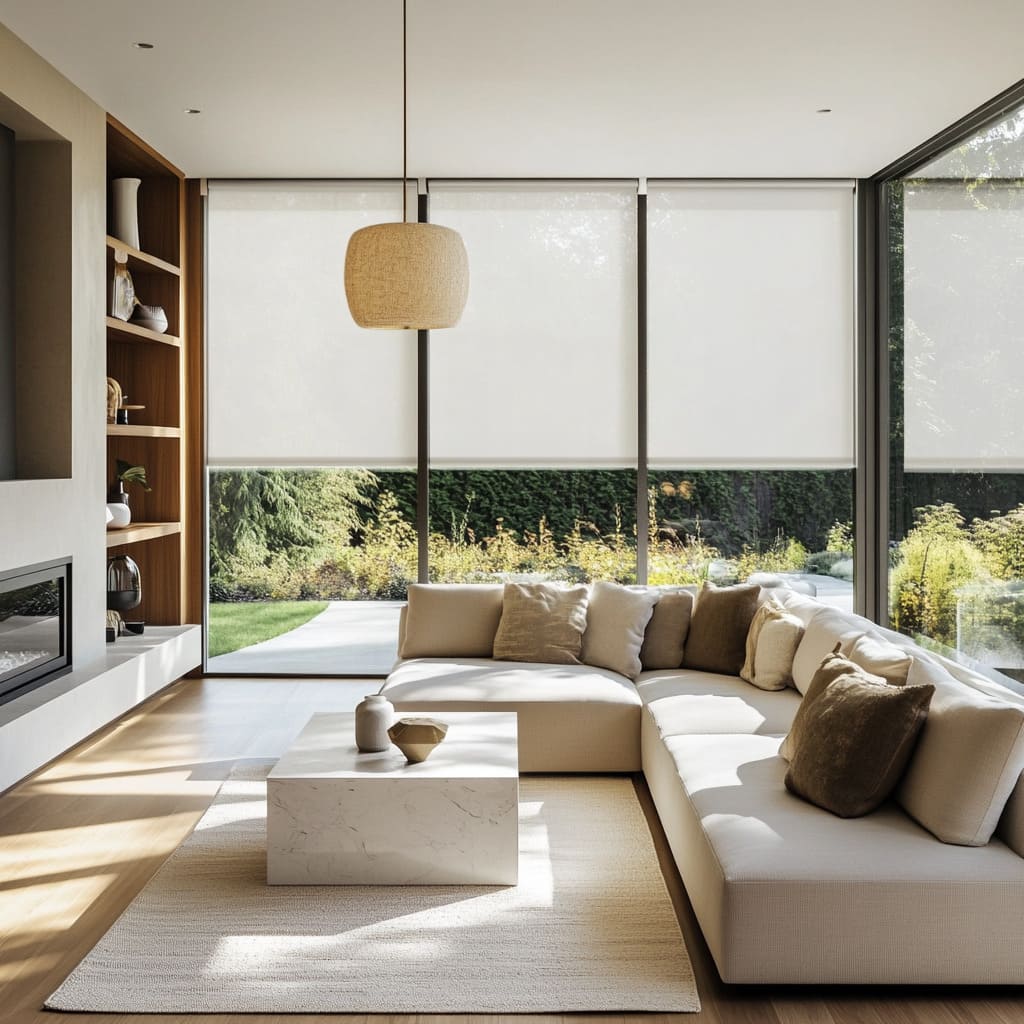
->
[111,177,141,249]
[355,693,395,752]
[106,502,131,529]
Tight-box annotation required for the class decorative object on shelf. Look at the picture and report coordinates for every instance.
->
[129,302,168,334]
[115,396,145,425]
[355,693,395,752]
[111,177,141,249]
[106,502,131,529]
[387,716,449,763]
[110,259,136,321]
[343,0,468,330]
[105,609,120,644]
[109,459,151,505]
[106,377,123,423]
[106,553,143,639]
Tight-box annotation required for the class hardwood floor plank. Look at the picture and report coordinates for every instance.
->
[0,676,1022,1024]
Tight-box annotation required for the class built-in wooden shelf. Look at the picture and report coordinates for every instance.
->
[105,236,181,276]
[106,521,182,548]
[105,316,181,348]
[107,424,181,439]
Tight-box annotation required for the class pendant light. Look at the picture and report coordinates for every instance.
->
[344,0,468,329]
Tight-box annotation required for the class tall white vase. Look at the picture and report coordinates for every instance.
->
[111,177,141,249]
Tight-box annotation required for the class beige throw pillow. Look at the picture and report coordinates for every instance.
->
[640,591,694,670]
[779,648,888,761]
[493,582,590,665]
[581,581,658,680]
[399,583,504,659]
[790,606,865,695]
[785,674,934,818]
[741,597,805,691]
[843,632,913,686]
[897,657,1024,846]
[682,582,761,676]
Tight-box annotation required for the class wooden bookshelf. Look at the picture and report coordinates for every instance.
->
[105,115,189,626]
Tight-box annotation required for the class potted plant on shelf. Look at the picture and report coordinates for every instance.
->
[106,460,152,529]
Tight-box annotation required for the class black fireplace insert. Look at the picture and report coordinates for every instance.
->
[0,557,71,706]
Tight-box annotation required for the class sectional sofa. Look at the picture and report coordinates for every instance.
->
[380,581,1024,985]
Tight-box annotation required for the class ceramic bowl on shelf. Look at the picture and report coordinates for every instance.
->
[130,303,168,334]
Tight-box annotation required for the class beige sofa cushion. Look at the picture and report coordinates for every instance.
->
[683,582,760,676]
[785,674,934,818]
[640,591,694,670]
[581,581,658,679]
[493,582,589,665]
[897,657,1024,846]
[843,632,913,686]
[740,597,804,691]
[399,583,504,659]
[790,606,865,694]
[382,657,641,772]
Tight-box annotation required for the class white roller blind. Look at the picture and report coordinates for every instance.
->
[427,181,637,467]
[647,182,855,469]
[903,181,1024,472]
[207,181,416,467]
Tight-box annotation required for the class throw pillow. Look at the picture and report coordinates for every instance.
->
[897,657,1024,846]
[682,582,761,676]
[581,581,658,680]
[640,590,694,670]
[785,674,934,818]
[740,597,805,691]
[399,583,505,659]
[779,648,888,761]
[843,632,913,686]
[790,606,865,695]
[493,582,590,665]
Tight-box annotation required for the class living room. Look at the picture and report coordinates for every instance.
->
[2,0,1024,1019]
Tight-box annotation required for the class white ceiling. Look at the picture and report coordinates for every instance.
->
[1,0,1022,180]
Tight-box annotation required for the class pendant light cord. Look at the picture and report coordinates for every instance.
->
[402,0,408,224]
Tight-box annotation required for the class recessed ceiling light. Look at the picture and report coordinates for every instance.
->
[133,42,154,49]
[184,108,202,115]
[816,108,832,114]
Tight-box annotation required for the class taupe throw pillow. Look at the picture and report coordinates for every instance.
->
[581,581,658,679]
[784,675,934,818]
[640,591,694,670]
[779,648,888,761]
[493,582,589,665]
[682,582,761,676]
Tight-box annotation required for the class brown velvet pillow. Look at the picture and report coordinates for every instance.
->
[493,582,589,665]
[640,591,694,670]
[682,582,760,676]
[784,675,934,818]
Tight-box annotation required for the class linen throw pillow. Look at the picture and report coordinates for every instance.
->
[640,590,694,670]
[399,583,504,659]
[790,606,865,695]
[581,581,658,679]
[740,596,805,691]
[897,657,1024,846]
[493,582,590,665]
[785,674,934,818]
[779,648,889,761]
[682,582,761,676]
[843,632,913,686]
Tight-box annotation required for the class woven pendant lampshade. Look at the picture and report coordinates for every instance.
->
[345,221,468,329]
[343,0,469,330]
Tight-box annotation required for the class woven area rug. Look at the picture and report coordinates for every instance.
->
[47,766,699,1013]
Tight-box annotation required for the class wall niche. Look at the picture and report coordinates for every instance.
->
[0,90,71,481]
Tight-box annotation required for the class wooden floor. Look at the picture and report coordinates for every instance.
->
[2,677,1024,1024]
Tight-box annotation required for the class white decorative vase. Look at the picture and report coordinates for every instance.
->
[106,502,131,529]
[355,694,395,752]
[111,177,141,249]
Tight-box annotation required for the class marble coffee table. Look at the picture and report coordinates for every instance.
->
[266,710,519,885]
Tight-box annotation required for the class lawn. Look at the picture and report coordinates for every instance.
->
[208,600,328,658]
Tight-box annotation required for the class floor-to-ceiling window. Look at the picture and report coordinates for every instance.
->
[206,182,416,674]
[887,101,1024,676]
[646,182,857,608]
[425,182,639,584]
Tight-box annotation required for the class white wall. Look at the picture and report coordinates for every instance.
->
[0,21,106,676]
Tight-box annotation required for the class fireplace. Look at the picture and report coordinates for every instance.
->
[0,557,71,705]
